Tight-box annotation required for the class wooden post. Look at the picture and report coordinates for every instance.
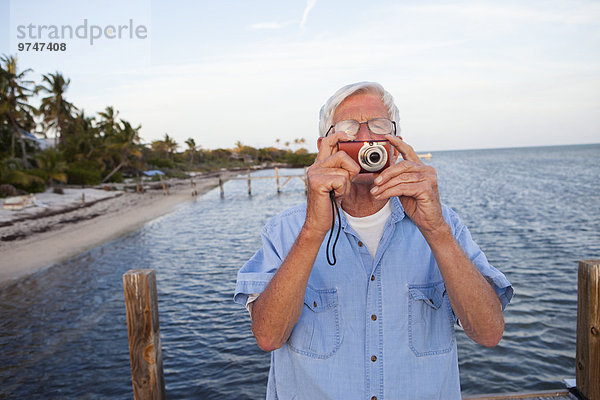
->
[576,259,600,400]
[219,176,224,198]
[275,167,280,194]
[123,269,166,400]
[190,177,197,196]
[159,175,166,196]
[247,169,252,196]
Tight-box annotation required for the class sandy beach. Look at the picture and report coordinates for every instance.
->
[0,173,235,288]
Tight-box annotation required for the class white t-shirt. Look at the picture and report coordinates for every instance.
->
[342,200,391,258]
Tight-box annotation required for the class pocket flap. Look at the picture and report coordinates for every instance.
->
[408,282,446,310]
[304,286,337,312]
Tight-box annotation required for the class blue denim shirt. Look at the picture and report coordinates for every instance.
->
[234,197,513,400]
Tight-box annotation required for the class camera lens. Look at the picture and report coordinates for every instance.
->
[368,152,381,164]
[358,141,388,172]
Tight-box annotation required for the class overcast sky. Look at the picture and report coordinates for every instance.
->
[2,0,599,152]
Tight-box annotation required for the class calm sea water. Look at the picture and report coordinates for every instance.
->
[0,144,599,399]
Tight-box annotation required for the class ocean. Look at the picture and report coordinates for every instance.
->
[0,144,598,399]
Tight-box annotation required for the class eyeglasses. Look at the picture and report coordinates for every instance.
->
[325,118,396,137]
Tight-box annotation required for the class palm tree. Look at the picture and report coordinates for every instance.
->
[151,139,168,157]
[163,133,178,159]
[102,120,143,183]
[185,138,196,168]
[36,71,77,147]
[234,140,244,153]
[64,109,99,161]
[97,106,119,139]
[36,148,67,188]
[0,54,36,165]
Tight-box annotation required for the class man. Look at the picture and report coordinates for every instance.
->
[234,82,513,399]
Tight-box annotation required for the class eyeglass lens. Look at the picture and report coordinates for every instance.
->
[333,118,394,136]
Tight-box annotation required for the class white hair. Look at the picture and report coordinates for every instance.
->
[318,81,400,137]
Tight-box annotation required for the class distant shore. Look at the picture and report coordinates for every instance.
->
[0,171,239,288]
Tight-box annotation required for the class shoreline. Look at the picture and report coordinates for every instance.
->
[0,172,238,288]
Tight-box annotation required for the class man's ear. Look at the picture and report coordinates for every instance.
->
[317,137,323,151]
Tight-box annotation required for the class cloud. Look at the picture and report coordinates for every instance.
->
[300,0,317,29]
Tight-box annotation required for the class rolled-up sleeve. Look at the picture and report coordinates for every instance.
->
[234,204,306,307]
[233,228,282,306]
[446,206,514,310]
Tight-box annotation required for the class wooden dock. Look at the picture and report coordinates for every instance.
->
[219,167,308,197]
[218,155,434,197]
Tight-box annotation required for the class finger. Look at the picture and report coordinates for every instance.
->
[315,131,355,162]
[318,151,361,176]
[309,167,352,192]
[371,172,428,196]
[387,136,422,164]
[372,181,433,201]
[375,162,434,186]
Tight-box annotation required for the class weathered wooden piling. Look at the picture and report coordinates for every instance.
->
[576,259,600,400]
[219,176,224,198]
[247,169,252,196]
[275,167,281,194]
[123,269,166,400]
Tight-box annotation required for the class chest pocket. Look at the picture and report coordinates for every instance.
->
[408,281,455,357]
[287,286,341,359]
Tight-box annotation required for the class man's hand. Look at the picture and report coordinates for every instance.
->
[371,136,505,347]
[305,132,360,235]
[370,136,445,235]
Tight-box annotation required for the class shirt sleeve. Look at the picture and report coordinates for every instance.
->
[233,226,284,307]
[445,206,514,310]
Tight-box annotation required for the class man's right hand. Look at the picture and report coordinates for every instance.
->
[304,132,361,236]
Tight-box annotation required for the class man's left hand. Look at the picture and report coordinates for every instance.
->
[370,136,446,235]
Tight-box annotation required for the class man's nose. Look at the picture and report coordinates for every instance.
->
[355,122,372,140]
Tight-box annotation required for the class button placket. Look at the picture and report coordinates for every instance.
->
[366,270,382,400]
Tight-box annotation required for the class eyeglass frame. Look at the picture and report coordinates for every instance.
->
[325,118,397,137]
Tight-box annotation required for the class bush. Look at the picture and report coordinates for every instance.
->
[147,158,175,169]
[106,171,123,183]
[283,152,316,167]
[0,184,17,198]
[67,166,102,185]
[26,168,49,182]
[12,175,46,193]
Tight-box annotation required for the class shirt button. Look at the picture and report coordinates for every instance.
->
[371,355,377,362]
[313,301,317,307]
[371,275,375,281]
[371,314,377,321]
[358,241,363,247]
[371,397,377,400]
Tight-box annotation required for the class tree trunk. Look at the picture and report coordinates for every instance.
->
[103,161,124,183]
[8,116,28,167]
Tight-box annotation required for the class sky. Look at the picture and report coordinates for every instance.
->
[1,0,599,152]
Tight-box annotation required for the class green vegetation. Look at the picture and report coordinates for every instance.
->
[0,54,316,197]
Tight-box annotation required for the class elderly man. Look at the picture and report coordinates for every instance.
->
[234,82,512,400]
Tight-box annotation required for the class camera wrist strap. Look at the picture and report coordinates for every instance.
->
[326,190,341,266]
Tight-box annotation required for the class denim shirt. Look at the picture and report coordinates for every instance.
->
[234,197,513,400]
